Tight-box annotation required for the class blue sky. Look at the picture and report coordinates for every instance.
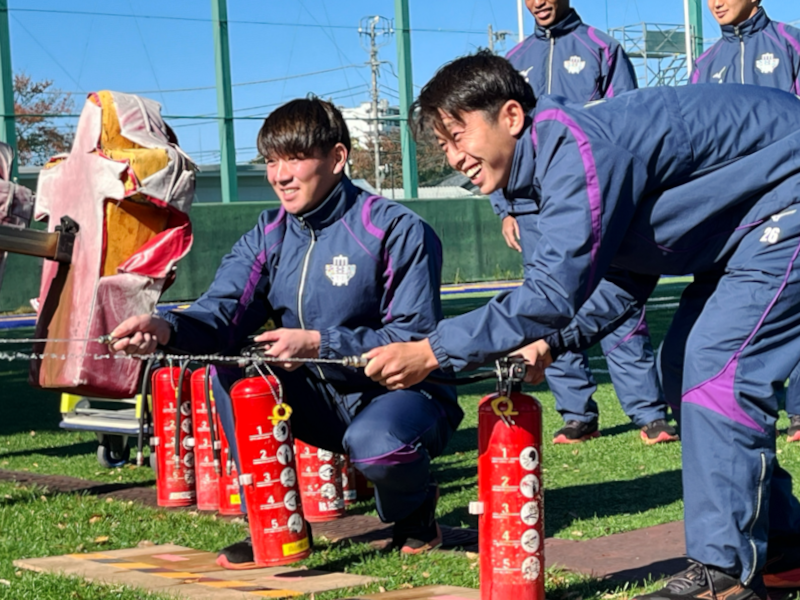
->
[10,0,800,164]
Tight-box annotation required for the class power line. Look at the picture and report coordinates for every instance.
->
[11,7,486,35]
[34,65,367,96]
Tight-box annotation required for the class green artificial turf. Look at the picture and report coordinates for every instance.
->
[1,278,799,598]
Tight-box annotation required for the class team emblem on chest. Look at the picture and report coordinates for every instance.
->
[756,53,780,74]
[520,66,534,83]
[325,255,356,286]
[564,56,586,74]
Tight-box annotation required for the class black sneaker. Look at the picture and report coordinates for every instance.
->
[215,521,314,570]
[787,415,800,443]
[633,561,766,600]
[392,483,442,554]
[553,419,600,444]
[216,536,256,570]
[640,419,680,445]
[764,535,800,589]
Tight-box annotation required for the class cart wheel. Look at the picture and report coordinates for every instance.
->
[96,437,130,468]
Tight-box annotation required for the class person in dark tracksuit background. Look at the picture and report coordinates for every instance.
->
[111,98,461,567]
[491,0,676,445]
[366,52,800,599]
[690,0,800,443]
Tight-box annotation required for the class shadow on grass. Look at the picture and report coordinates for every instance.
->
[543,469,683,537]
[441,426,476,455]
[0,441,97,459]
[599,421,639,437]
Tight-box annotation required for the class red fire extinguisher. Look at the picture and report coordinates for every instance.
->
[295,441,345,522]
[231,374,311,566]
[151,363,196,508]
[190,366,220,511]
[471,358,544,600]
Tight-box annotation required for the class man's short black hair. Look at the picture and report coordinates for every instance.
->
[410,50,536,139]
[257,97,351,159]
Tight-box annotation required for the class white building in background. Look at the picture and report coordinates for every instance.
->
[340,99,400,148]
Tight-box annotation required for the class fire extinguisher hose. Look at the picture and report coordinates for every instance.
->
[173,359,191,467]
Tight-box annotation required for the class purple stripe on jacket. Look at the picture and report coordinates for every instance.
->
[777,23,800,94]
[353,442,422,467]
[362,195,386,241]
[691,44,723,84]
[586,27,615,97]
[603,307,649,356]
[683,235,800,431]
[533,109,604,302]
[232,208,285,326]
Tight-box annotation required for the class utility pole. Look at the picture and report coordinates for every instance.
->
[488,24,514,54]
[394,0,418,199]
[359,16,392,194]
[0,0,17,179]
[517,0,525,43]
[211,0,238,203]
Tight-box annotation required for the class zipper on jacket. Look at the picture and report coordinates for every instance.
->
[744,452,767,585]
[736,26,745,84]
[296,220,326,379]
[547,29,554,94]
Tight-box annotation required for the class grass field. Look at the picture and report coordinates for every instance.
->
[1,279,799,599]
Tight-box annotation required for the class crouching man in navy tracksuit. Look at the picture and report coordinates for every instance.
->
[365,52,800,599]
[690,0,800,443]
[111,98,462,567]
[491,0,677,445]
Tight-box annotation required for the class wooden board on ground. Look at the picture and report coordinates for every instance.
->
[335,585,480,599]
[14,544,377,599]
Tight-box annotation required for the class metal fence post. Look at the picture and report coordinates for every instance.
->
[394,0,418,200]
[211,0,238,203]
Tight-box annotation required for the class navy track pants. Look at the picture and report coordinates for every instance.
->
[211,365,458,523]
[659,207,800,584]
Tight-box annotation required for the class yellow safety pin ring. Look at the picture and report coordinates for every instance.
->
[269,403,293,425]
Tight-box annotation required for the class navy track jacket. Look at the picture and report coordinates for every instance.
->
[691,8,800,92]
[162,176,456,406]
[430,84,800,372]
[491,9,638,219]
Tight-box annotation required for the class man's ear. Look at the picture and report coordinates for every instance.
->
[499,100,527,137]
[332,143,349,175]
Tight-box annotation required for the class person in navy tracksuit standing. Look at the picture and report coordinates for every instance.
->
[111,98,462,567]
[689,0,800,443]
[490,0,676,445]
[366,52,800,599]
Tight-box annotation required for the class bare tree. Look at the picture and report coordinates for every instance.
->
[14,73,74,166]
[350,128,454,190]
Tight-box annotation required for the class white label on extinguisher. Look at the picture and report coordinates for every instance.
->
[181,419,193,434]
[521,529,541,553]
[317,448,334,461]
[520,501,540,526]
[284,490,299,511]
[320,483,338,500]
[521,556,541,581]
[318,464,335,481]
[277,444,293,465]
[248,426,272,441]
[319,499,345,512]
[520,474,540,498]
[273,422,289,442]
[169,491,195,500]
[280,467,297,487]
[519,446,539,471]
[180,401,192,416]
[287,513,304,533]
